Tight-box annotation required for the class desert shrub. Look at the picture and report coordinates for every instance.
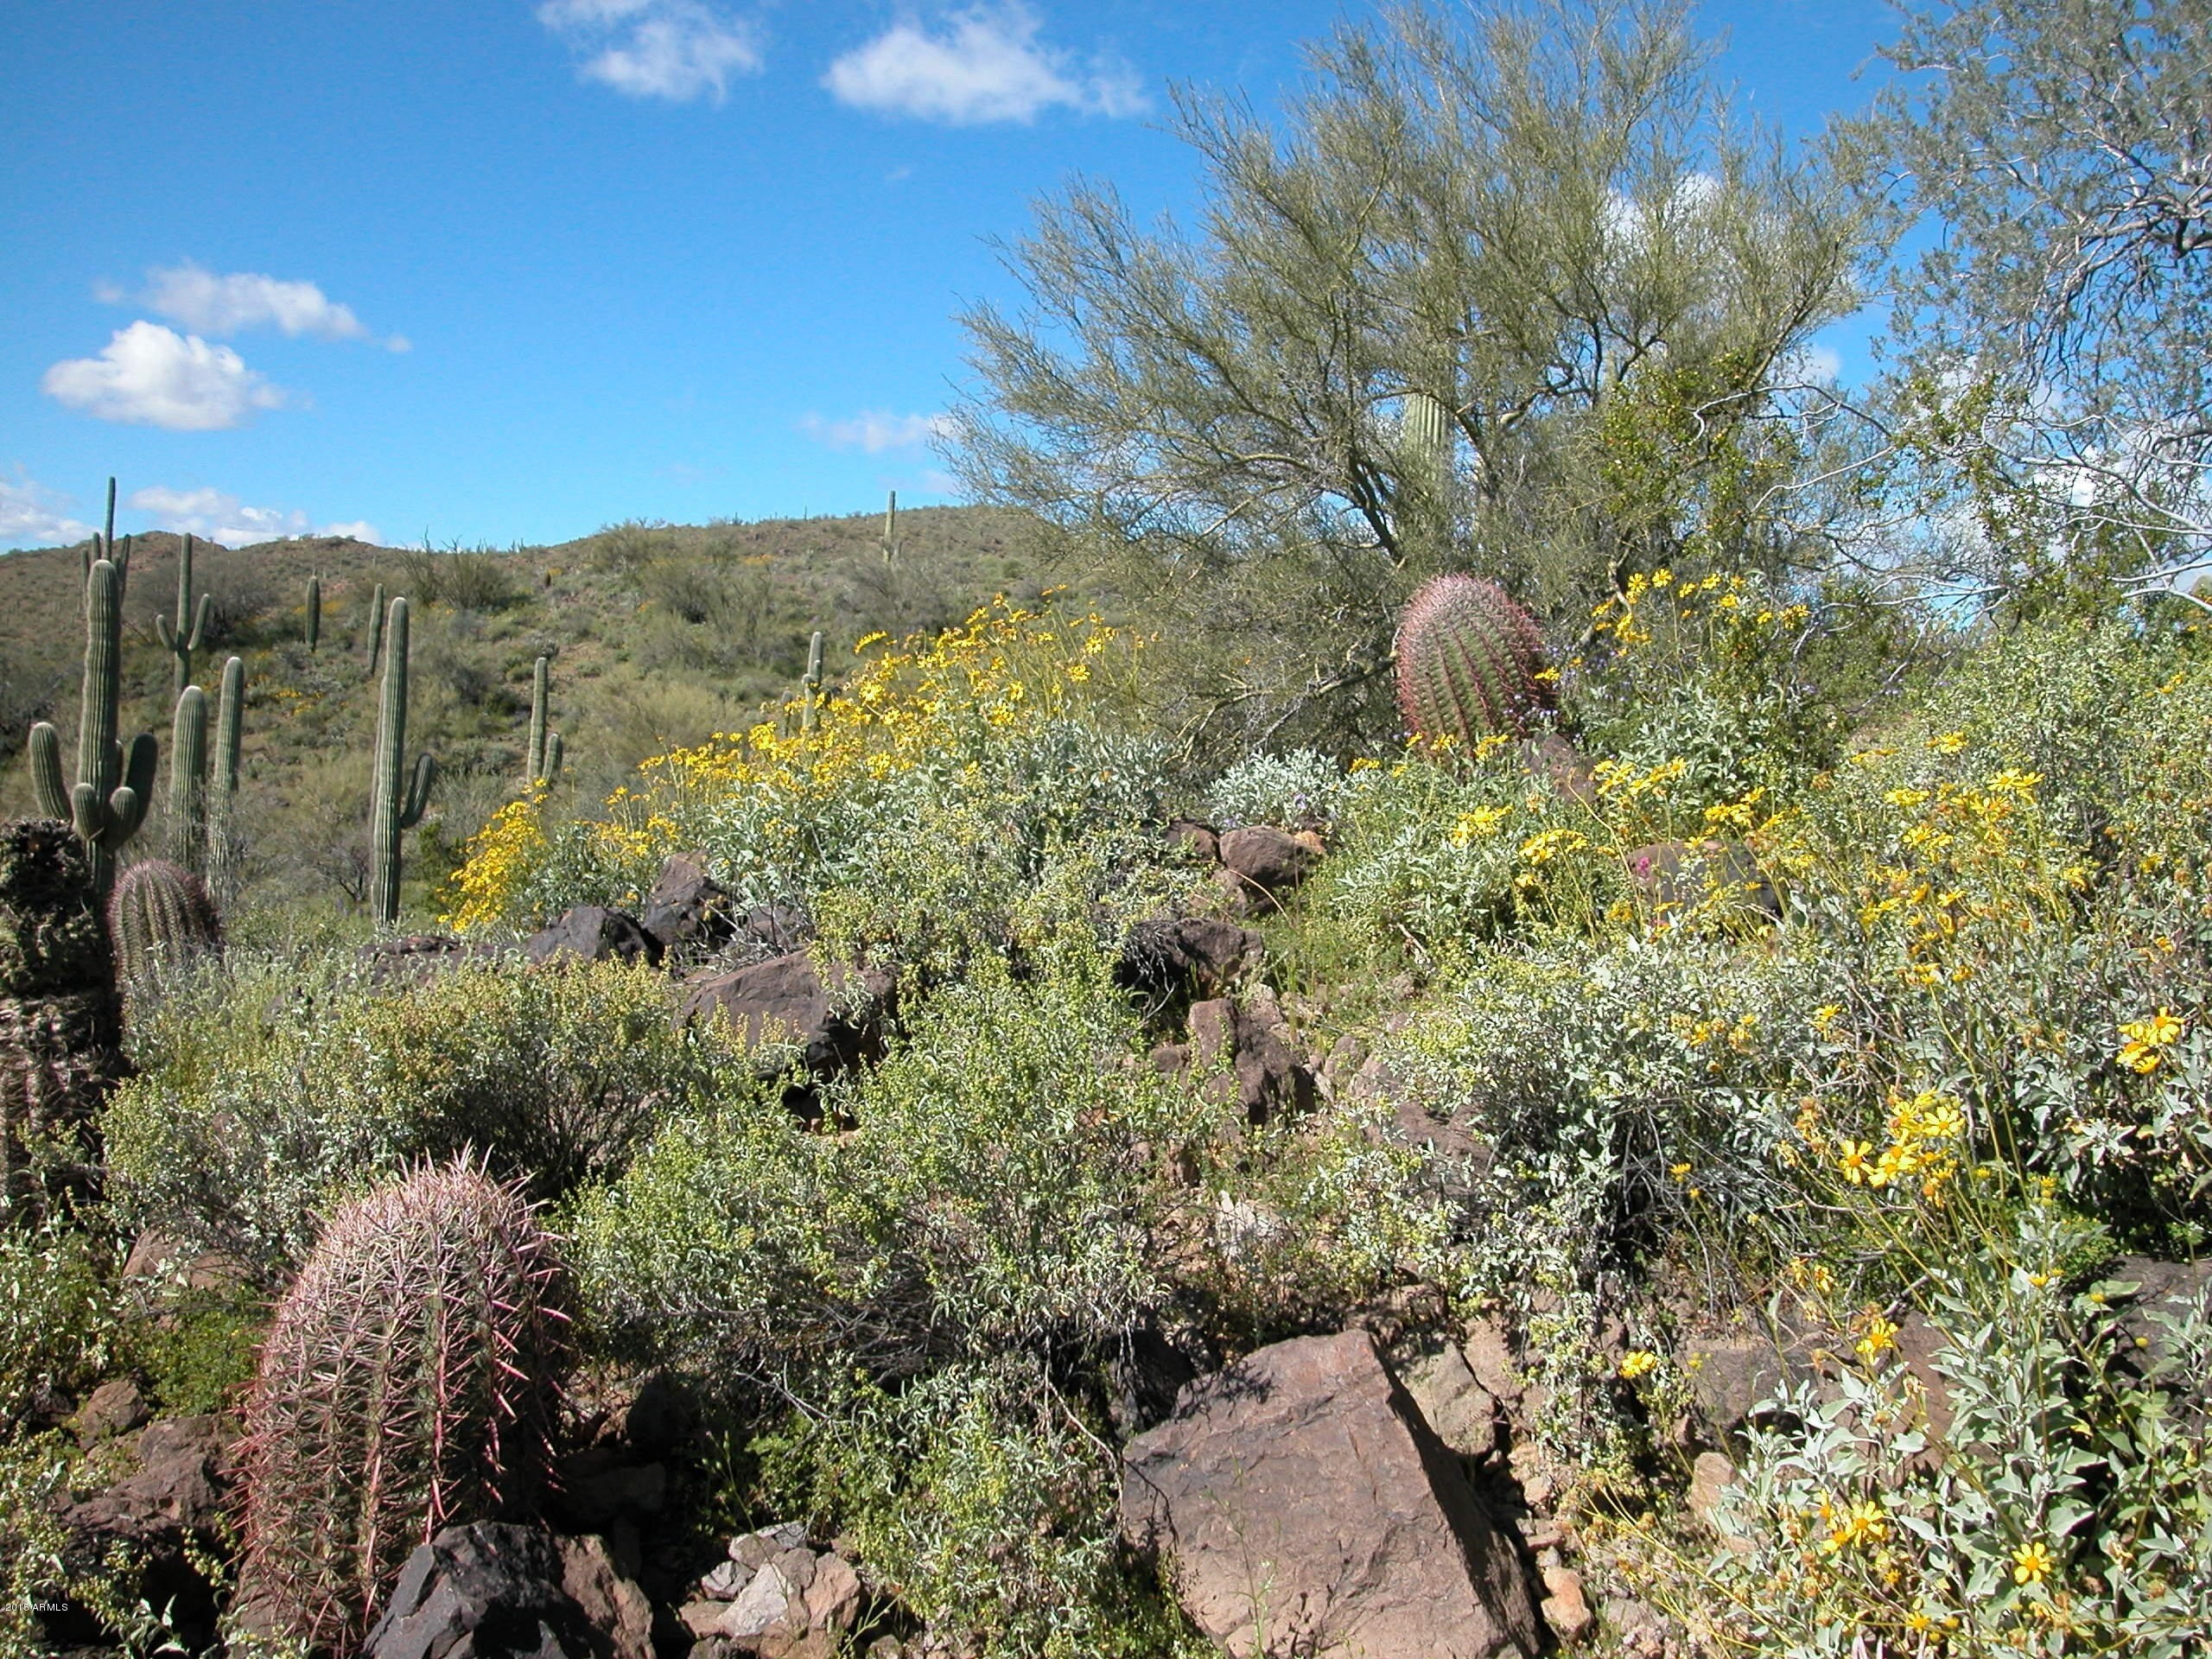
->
[104,956,744,1285]
[442,601,1170,937]
[1570,568,1835,809]
[1203,747,1346,830]
[0,1222,112,1424]
[392,544,521,612]
[1630,1194,2212,1654]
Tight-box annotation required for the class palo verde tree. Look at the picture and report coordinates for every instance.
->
[953,0,1873,750]
[1853,0,2212,607]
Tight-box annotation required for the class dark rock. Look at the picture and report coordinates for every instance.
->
[2099,1256,2212,1372]
[72,1378,149,1446]
[524,906,662,969]
[554,1448,667,1528]
[1108,1319,1202,1436]
[1396,1343,1499,1460]
[49,1414,234,1651]
[364,1522,600,1659]
[1624,840,1781,925]
[738,903,812,955]
[1217,825,1319,899]
[559,1534,654,1659]
[677,954,892,1080]
[638,855,736,956]
[1182,992,1315,1124]
[1115,917,1262,1011]
[1122,1330,1541,1659]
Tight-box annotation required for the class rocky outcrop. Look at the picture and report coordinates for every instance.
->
[679,1523,865,1658]
[1121,1330,1542,1659]
[359,931,507,986]
[639,855,736,957]
[47,1413,235,1652]
[524,906,663,969]
[677,953,892,1081]
[1115,917,1262,1012]
[363,1522,607,1659]
[1178,988,1315,1125]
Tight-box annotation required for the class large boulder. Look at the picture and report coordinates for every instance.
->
[48,1413,235,1651]
[1217,826,1319,899]
[677,953,891,1080]
[1121,1330,1542,1659]
[524,906,663,969]
[363,1522,601,1659]
[638,854,736,957]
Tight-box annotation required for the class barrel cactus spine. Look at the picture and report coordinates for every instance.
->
[368,598,435,925]
[1393,573,1554,750]
[0,819,125,1217]
[234,1159,571,1655]
[154,531,213,695]
[28,558,157,892]
[524,655,563,790]
[107,857,223,991]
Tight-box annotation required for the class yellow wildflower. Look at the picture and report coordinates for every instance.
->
[1618,1351,1658,1379]
[2012,1541,2055,1586]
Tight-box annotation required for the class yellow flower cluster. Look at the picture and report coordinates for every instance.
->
[439,793,550,933]
[1588,568,1809,659]
[2118,1008,2183,1073]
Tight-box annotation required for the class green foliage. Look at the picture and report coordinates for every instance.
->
[1394,574,1554,747]
[1202,747,1348,831]
[0,1221,112,1424]
[104,956,741,1285]
[236,1159,570,1656]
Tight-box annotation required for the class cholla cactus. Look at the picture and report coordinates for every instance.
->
[1393,573,1554,747]
[0,819,124,1217]
[234,1159,572,1656]
[107,858,223,991]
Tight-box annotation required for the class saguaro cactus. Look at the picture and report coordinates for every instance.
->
[234,1160,571,1655]
[29,558,157,892]
[798,628,824,735]
[155,532,214,695]
[524,656,563,790]
[368,598,436,925]
[209,656,245,898]
[80,478,133,600]
[108,857,223,991]
[882,488,899,563]
[363,582,387,671]
[1393,573,1554,748]
[169,685,209,875]
[304,575,321,652]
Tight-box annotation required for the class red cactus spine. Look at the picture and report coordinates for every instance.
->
[233,1158,572,1655]
[1393,574,1553,747]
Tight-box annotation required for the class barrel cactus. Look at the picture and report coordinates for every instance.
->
[107,858,224,991]
[234,1159,572,1655]
[1393,574,1554,747]
[0,819,125,1217]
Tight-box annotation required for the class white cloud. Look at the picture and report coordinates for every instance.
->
[1783,343,1844,385]
[103,262,406,349]
[539,0,763,102]
[128,486,376,548]
[0,474,94,550]
[824,3,1146,125]
[140,263,367,340]
[41,322,290,430]
[798,409,957,453]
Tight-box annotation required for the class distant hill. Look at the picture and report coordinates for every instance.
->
[0,504,1074,922]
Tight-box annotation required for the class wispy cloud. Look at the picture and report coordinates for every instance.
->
[798,409,957,453]
[539,0,763,102]
[129,485,378,548]
[100,262,407,350]
[41,323,291,430]
[0,474,94,551]
[824,3,1146,125]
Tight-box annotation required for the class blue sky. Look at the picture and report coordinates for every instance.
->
[0,0,1897,553]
